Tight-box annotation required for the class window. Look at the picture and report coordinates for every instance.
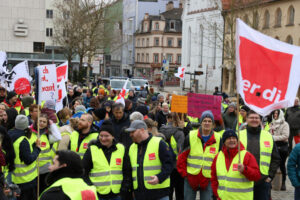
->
[177,38,182,47]
[177,54,181,64]
[46,28,53,37]
[286,35,293,44]
[154,38,159,46]
[46,10,53,18]
[142,38,145,47]
[167,54,173,63]
[137,39,140,47]
[146,38,149,46]
[154,54,159,63]
[155,22,159,30]
[146,53,149,62]
[253,11,259,29]
[287,5,295,25]
[275,8,282,27]
[263,10,270,29]
[170,20,175,30]
[141,54,144,62]
[128,18,133,31]
[33,42,45,52]
[144,22,148,32]
[167,38,173,47]
[137,53,140,62]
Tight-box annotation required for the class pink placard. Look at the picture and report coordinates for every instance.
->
[187,93,222,120]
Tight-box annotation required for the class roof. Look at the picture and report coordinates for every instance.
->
[222,0,278,10]
[161,8,183,20]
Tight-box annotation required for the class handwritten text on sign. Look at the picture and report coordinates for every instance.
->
[171,95,188,113]
[37,64,57,104]
[187,93,222,120]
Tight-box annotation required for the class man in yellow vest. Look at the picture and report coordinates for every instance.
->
[68,114,99,159]
[239,110,281,200]
[40,150,98,199]
[126,120,174,200]
[211,129,261,200]
[177,110,222,200]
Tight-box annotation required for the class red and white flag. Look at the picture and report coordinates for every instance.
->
[115,79,128,106]
[175,66,186,80]
[236,18,300,116]
[56,61,68,83]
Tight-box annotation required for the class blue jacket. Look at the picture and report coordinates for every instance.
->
[288,143,300,187]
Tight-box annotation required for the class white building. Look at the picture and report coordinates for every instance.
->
[181,0,223,93]
[0,0,79,73]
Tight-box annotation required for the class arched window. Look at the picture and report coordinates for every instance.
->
[275,36,280,40]
[286,35,293,44]
[275,8,282,27]
[264,10,270,28]
[187,27,191,66]
[287,5,295,25]
[253,11,259,29]
[199,25,203,67]
[243,15,249,24]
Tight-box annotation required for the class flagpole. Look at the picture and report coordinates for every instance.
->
[37,105,40,199]
[236,92,241,163]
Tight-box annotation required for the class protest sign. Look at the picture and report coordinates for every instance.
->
[7,61,32,94]
[57,61,68,82]
[36,64,58,104]
[187,93,222,120]
[0,52,7,86]
[171,95,187,113]
[236,18,300,116]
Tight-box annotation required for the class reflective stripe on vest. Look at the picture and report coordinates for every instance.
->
[239,129,273,175]
[129,136,170,190]
[187,130,221,177]
[170,135,178,159]
[12,136,38,184]
[70,131,99,159]
[216,150,254,200]
[90,143,125,195]
[40,177,98,200]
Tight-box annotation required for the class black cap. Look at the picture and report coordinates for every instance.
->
[222,129,238,143]
[93,108,106,120]
[99,120,115,137]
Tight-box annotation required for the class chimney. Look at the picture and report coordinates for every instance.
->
[166,1,174,11]
[144,13,149,20]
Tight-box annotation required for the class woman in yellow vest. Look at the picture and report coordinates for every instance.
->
[30,113,61,193]
[211,130,261,200]
[82,120,131,200]
[40,150,98,200]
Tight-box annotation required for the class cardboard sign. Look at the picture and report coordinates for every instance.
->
[36,64,58,104]
[187,93,222,120]
[171,95,188,113]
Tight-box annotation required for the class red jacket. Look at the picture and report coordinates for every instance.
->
[3,99,24,110]
[211,143,261,200]
[177,130,221,190]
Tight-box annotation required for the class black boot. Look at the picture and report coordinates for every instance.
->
[281,180,286,191]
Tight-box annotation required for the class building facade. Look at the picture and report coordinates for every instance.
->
[222,0,300,95]
[0,0,79,74]
[122,0,182,77]
[135,2,182,85]
[181,0,223,93]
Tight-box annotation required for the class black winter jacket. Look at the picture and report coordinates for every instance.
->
[110,113,131,149]
[82,139,132,199]
[9,129,40,190]
[132,134,174,200]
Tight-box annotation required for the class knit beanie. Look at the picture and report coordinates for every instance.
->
[99,120,115,137]
[21,96,34,108]
[240,105,250,112]
[157,94,164,100]
[7,91,17,100]
[15,115,29,130]
[45,100,55,110]
[222,129,238,143]
[75,105,86,113]
[98,89,105,95]
[200,110,214,123]
[93,108,106,120]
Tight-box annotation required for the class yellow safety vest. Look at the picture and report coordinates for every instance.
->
[216,150,254,200]
[264,122,270,132]
[129,136,170,190]
[70,131,98,159]
[170,136,178,159]
[24,108,30,116]
[239,129,273,175]
[222,103,228,110]
[187,116,198,123]
[12,136,38,184]
[215,130,225,137]
[40,177,98,200]
[187,130,221,178]
[90,143,125,195]
[92,87,98,97]
[108,96,118,101]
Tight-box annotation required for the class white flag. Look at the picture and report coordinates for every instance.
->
[0,52,8,86]
[115,79,128,106]
[175,66,185,80]
[7,61,32,94]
